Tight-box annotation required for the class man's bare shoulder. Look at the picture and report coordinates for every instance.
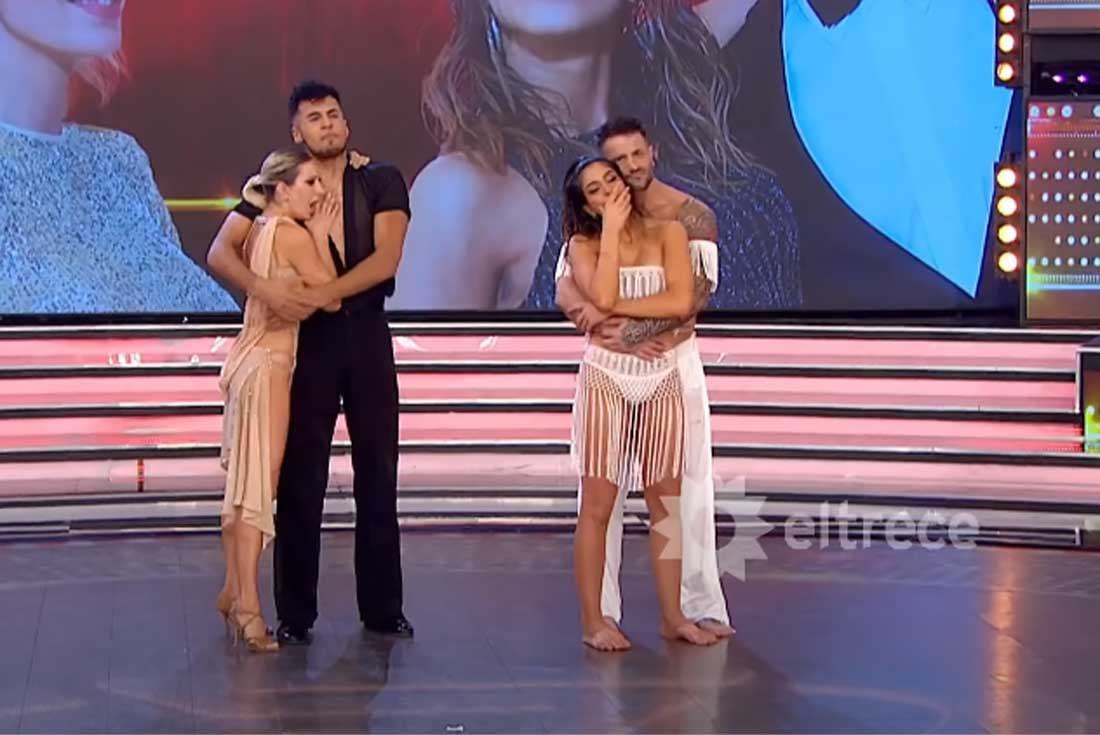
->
[676,196,718,242]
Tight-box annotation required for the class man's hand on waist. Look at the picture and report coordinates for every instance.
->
[252,275,322,323]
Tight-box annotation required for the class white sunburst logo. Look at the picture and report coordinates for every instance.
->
[652,474,772,581]
[713,474,772,581]
[652,476,984,579]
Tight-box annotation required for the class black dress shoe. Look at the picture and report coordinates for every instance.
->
[362,614,414,638]
[276,624,313,646]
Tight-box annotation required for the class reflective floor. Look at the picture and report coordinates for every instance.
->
[2,531,1100,733]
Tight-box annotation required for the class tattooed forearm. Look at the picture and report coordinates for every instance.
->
[615,196,718,349]
[621,275,713,346]
[621,317,681,347]
[692,273,714,311]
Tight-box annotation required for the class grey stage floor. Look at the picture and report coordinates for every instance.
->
[2,530,1100,734]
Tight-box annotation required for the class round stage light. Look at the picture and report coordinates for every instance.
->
[997,62,1017,82]
[998,3,1017,23]
[996,195,1019,216]
[996,166,1018,188]
[997,251,1019,273]
[998,33,1016,53]
[997,224,1019,244]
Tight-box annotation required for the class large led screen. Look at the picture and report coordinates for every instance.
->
[0,0,1016,316]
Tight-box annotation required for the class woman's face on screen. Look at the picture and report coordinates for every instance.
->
[488,0,623,39]
[0,0,124,67]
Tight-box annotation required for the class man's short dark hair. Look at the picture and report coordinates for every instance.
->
[288,80,342,118]
[596,117,649,147]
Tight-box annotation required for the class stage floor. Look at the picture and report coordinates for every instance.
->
[2,531,1099,733]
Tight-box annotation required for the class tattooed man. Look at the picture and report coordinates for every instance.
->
[554,116,733,638]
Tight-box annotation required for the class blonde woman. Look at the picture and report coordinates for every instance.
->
[0,0,234,313]
[216,146,340,653]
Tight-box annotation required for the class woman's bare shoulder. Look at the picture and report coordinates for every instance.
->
[409,152,547,260]
[269,218,312,253]
[412,152,542,213]
[661,218,689,245]
[566,233,599,257]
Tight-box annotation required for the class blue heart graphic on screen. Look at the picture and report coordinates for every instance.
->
[782,0,1013,296]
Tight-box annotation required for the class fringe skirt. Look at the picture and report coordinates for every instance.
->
[571,343,685,492]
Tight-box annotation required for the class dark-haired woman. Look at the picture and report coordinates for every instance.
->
[564,155,720,651]
[392,0,799,311]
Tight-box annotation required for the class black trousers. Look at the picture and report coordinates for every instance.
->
[273,308,402,629]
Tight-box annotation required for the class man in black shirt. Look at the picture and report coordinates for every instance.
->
[206,81,413,642]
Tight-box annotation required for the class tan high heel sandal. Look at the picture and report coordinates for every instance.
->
[232,611,279,653]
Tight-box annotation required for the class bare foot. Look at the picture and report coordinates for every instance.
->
[661,620,719,646]
[697,619,735,638]
[583,621,632,652]
[602,616,632,646]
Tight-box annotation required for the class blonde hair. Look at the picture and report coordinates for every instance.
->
[241,145,314,208]
[75,51,127,104]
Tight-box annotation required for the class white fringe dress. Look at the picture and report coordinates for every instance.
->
[560,242,730,625]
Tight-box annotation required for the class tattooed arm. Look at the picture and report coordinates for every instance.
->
[618,197,718,347]
[619,275,712,345]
